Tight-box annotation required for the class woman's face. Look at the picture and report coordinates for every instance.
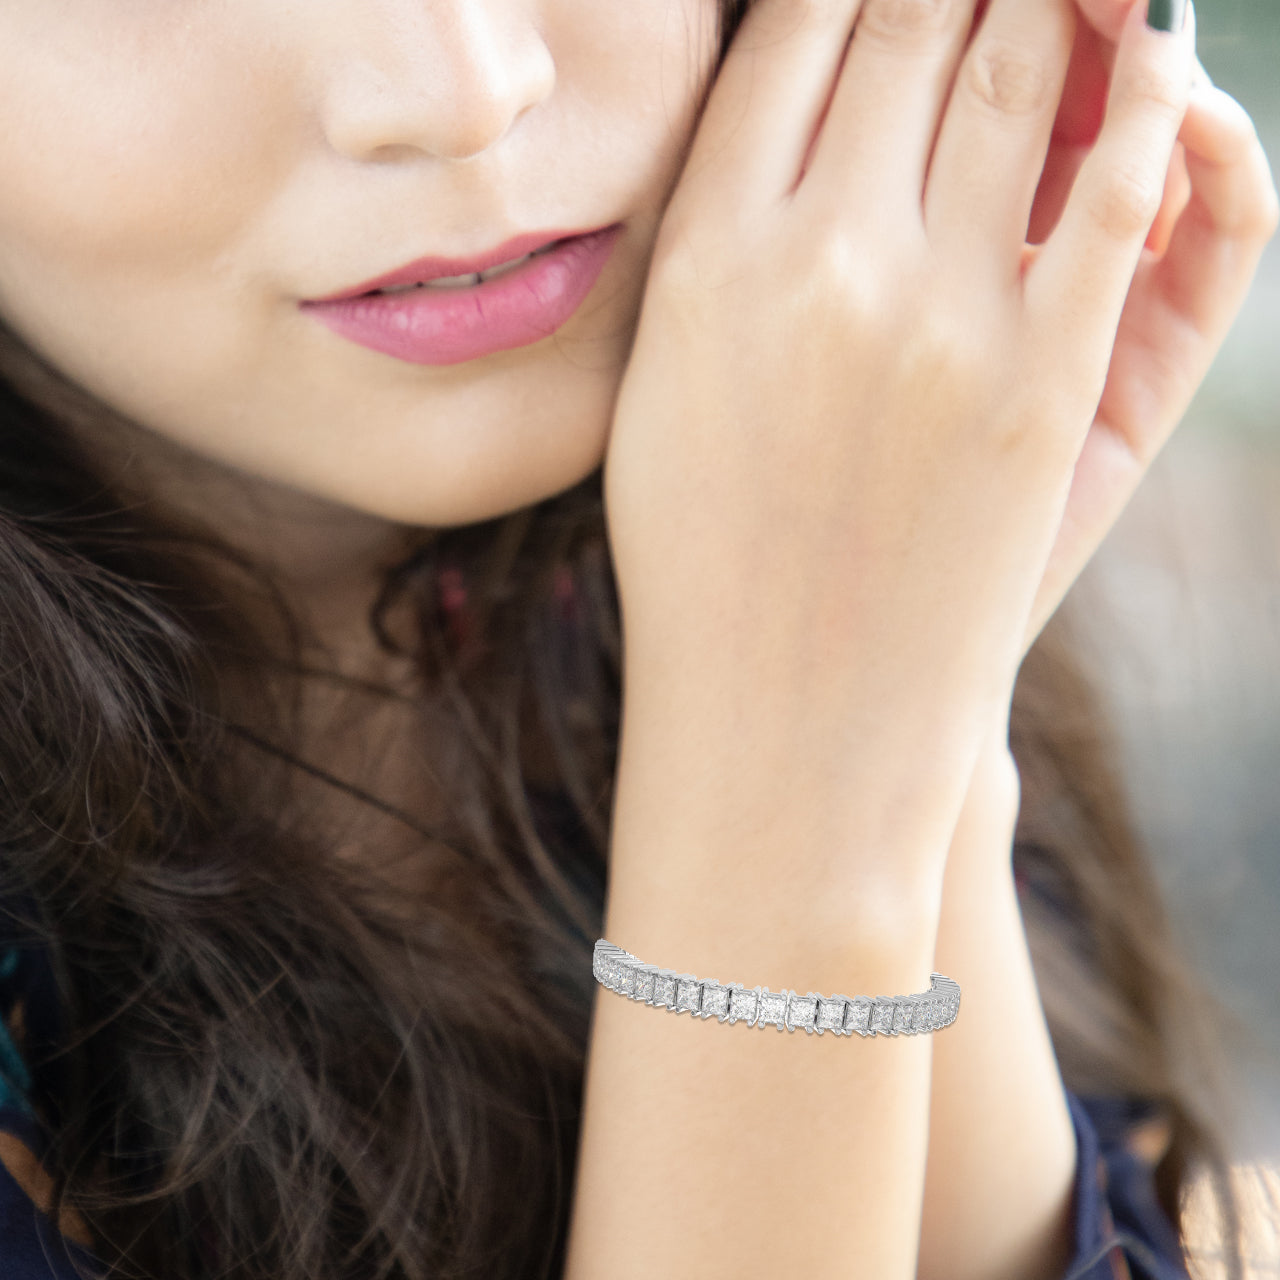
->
[0,1,722,526]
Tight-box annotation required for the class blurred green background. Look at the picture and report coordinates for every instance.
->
[1188,0,1280,444]
[1064,0,1280,1169]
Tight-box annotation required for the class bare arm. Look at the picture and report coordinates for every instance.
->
[917,729,1079,1280]
[567,0,1201,1271]
[914,25,1280,1278]
[562,694,956,1280]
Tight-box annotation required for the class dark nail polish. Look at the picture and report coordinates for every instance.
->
[1146,0,1188,33]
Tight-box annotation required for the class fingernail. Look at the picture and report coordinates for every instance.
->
[1146,0,1188,33]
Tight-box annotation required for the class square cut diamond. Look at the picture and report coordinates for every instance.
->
[619,964,638,996]
[632,966,657,1002]
[700,982,731,1020]
[870,999,896,1035]
[787,994,818,1031]
[652,973,677,1008]
[674,978,702,1014]
[893,1000,915,1033]
[815,998,846,1034]
[757,989,788,1029]
[728,985,758,1024]
[845,997,872,1036]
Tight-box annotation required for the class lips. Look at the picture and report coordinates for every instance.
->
[306,228,604,303]
[299,223,625,366]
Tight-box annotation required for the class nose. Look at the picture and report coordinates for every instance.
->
[319,1,556,163]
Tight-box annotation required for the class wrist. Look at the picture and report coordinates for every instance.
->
[944,714,1023,884]
[613,667,996,903]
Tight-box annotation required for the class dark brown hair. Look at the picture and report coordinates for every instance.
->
[0,3,1258,1276]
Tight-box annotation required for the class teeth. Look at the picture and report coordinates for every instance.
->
[475,251,534,283]
[376,250,538,296]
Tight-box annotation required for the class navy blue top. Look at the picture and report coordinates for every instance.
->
[0,920,1192,1280]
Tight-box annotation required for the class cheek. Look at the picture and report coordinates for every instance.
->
[551,0,721,201]
[0,11,291,294]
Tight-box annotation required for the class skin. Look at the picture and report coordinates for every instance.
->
[0,0,1275,1276]
[0,0,719,537]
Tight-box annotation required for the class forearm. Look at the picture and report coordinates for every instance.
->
[917,731,1080,1280]
[564,687,962,1280]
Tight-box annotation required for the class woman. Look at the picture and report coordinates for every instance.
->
[0,0,1273,1276]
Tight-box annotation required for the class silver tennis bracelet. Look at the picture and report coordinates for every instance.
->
[593,938,959,1036]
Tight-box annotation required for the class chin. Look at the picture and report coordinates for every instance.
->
[317,417,611,530]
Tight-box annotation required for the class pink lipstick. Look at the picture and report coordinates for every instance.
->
[299,224,623,366]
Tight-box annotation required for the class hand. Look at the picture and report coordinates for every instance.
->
[1020,0,1279,655]
[602,0,1196,891]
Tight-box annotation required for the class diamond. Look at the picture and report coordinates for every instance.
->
[652,973,677,1009]
[632,965,657,1002]
[728,985,758,1025]
[619,963,638,996]
[815,998,846,1035]
[757,988,788,1030]
[787,993,818,1032]
[674,978,702,1014]
[700,982,731,1020]
[845,997,872,1036]
[893,999,914,1033]
[870,999,896,1035]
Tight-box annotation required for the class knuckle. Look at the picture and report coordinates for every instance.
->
[857,0,953,49]
[898,307,986,409]
[813,234,884,324]
[1088,161,1164,240]
[966,40,1053,118]
[1115,64,1187,128]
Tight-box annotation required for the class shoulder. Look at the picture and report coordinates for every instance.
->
[1061,1089,1192,1280]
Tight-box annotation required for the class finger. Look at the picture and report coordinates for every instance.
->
[925,0,1076,273]
[674,0,865,218]
[1030,18,1193,252]
[1020,79,1279,652]
[801,0,979,221]
[1150,81,1280,332]
[1027,0,1195,386]
[1082,91,1276,466]
[1143,139,1190,255]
